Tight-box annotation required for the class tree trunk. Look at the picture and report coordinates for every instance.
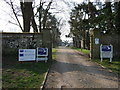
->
[20,1,38,32]
[20,2,32,32]
[31,7,38,32]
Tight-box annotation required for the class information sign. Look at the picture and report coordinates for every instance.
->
[37,48,48,56]
[95,38,99,44]
[19,49,36,61]
[36,48,48,62]
[100,44,113,62]
[102,45,112,51]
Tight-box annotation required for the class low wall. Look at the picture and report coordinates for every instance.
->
[2,32,42,49]
[2,31,52,60]
[101,34,120,58]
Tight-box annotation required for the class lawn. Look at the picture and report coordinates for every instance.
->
[71,47,90,55]
[2,48,57,88]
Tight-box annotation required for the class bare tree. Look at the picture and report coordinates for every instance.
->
[3,0,62,33]
[20,0,38,32]
[4,0,24,32]
[42,0,53,30]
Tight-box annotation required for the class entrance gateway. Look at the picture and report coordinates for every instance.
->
[100,44,113,62]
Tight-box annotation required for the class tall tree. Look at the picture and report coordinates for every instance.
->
[104,1,113,34]
[114,1,120,34]
[42,0,53,30]
[4,0,24,32]
[69,2,92,49]
[4,0,54,32]
[20,0,38,32]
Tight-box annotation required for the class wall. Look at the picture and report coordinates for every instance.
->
[2,32,43,49]
[2,31,52,60]
[101,34,120,58]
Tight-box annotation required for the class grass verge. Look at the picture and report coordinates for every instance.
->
[52,48,57,59]
[91,58,120,75]
[71,47,90,55]
[71,47,120,75]
[2,48,57,88]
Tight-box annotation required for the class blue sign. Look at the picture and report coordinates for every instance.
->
[37,48,48,56]
[102,45,111,51]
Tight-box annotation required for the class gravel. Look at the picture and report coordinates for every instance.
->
[44,46,119,88]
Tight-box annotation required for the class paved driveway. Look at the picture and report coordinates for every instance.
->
[44,46,119,88]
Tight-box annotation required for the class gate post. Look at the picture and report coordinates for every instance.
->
[42,30,52,60]
[90,28,101,59]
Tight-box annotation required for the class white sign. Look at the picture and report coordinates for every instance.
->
[19,49,36,61]
[95,38,99,44]
[100,44,113,62]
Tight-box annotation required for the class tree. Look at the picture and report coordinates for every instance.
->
[103,1,114,34]
[4,0,23,32]
[45,13,61,47]
[114,1,120,34]
[20,0,33,32]
[4,0,54,32]
[69,0,120,49]
[42,0,53,30]
[69,2,91,49]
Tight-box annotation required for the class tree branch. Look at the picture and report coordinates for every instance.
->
[42,0,53,29]
[4,0,23,32]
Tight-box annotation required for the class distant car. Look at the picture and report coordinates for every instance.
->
[65,44,70,47]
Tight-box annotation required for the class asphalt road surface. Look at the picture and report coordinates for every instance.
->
[44,46,119,88]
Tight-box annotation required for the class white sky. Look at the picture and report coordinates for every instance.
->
[0,0,104,42]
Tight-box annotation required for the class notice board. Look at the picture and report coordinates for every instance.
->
[19,49,36,61]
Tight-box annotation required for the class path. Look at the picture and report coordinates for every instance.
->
[44,46,118,88]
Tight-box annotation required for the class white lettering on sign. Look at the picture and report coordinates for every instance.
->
[19,49,36,61]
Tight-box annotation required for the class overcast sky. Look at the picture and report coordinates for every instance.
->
[0,0,101,42]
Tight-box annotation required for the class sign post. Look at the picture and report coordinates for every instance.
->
[36,48,48,62]
[100,44,113,62]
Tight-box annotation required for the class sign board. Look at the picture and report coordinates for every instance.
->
[100,45,113,62]
[95,38,99,44]
[37,48,48,56]
[19,49,36,61]
[101,45,112,51]
[36,48,48,62]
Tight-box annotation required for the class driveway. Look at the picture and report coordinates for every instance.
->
[44,46,119,88]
